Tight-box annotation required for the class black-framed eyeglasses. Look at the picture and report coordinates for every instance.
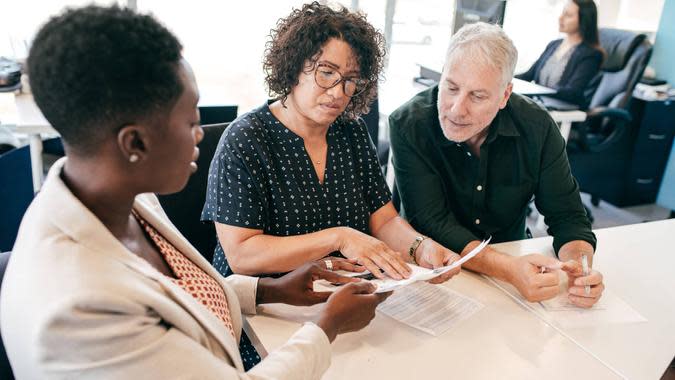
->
[314,63,369,97]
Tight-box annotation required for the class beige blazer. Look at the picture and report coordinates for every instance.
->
[0,158,330,380]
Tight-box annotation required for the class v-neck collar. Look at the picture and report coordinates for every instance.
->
[261,102,338,187]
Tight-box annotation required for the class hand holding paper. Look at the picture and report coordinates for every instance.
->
[373,236,491,292]
[320,237,491,293]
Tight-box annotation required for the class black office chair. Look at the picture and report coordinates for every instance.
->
[360,97,391,173]
[0,146,34,252]
[571,29,652,152]
[0,251,15,379]
[42,137,65,157]
[198,105,238,125]
[566,28,652,207]
[157,123,229,263]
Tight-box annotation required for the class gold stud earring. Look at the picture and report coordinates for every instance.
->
[129,154,139,163]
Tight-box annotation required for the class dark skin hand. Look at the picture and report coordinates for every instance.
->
[256,261,363,306]
[256,261,392,342]
[315,282,391,342]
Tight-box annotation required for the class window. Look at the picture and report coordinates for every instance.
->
[0,0,123,60]
[136,1,310,111]
[3,1,665,115]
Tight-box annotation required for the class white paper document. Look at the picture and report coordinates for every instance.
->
[487,276,646,329]
[327,236,491,293]
[540,292,607,311]
[537,290,647,328]
[377,282,484,336]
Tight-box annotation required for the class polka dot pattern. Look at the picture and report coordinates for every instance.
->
[201,103,391,276]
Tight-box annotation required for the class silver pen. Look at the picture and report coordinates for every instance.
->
[581,254,591,295]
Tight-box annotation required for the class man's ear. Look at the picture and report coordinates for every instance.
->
[117,124,151,164]
[499,82,513,109]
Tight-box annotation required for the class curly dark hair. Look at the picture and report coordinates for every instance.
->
[263,2,385,119]
[28,5,183,154]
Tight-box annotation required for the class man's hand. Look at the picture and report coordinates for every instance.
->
[415,239,461,284]
[256,262,361,306]
[559,254,605,308]
[506,254,562,302]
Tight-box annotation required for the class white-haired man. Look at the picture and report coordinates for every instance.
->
[389,22,604,307]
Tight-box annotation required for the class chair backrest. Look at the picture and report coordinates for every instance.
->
[589,28,652,110]
[0,146,34,252]
[157,123,229,263]
[42,137,65,157]
[0,251,15,379]
[361,97,380,149]
[198,105,238,125]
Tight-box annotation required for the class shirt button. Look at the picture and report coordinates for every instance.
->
[475,218,481,225]
[476,185,483,191]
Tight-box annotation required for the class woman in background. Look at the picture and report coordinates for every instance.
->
[516,0,604,109]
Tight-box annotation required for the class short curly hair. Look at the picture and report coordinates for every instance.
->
[263,2,385,119]
[28,5,183,154]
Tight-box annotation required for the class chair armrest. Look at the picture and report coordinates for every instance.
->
[586,107,632,123]
[572,107,633,153]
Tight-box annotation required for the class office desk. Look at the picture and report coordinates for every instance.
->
[248,220,675,379]
[549,109,586,140]
[497,219,675,380]
[417,63,557,97]
[0,93,55,192]
[512,77,557,97]
[508,79,586,141]
[1,93,242,192]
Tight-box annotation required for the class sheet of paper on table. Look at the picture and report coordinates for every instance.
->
[376,282,484,336]
[486,276,647,329]
[537,290,647,328]
[258,281,483,337]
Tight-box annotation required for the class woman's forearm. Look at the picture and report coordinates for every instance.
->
[371,215,420,261]
[216,224,345,275]
[369,202,419,261]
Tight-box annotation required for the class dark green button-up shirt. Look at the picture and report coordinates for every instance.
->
[389,85,596,254]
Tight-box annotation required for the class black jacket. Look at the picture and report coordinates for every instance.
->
[516,39,603,109]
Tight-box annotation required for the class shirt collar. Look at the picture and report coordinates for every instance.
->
[485,101,520,144]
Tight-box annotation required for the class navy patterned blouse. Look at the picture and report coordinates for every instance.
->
[201,103,391,276]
